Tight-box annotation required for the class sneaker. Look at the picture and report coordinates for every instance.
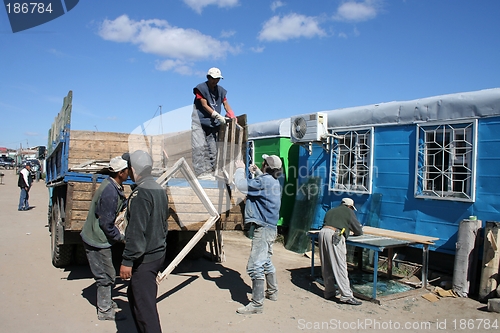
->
[198,173,215,181]
[265,292,278,301]
[236,303,263,315]
[341,298,362,306]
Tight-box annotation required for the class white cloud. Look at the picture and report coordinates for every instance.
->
[183,0,239,14]
[258,13,326,42]
[47,48,67,58]
[333,0,379,22]
[220,29,236,38]
[271,1,285,12]
[251,46,265,53]
[98,15,240,73]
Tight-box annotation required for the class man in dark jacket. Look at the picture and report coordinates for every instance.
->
[319,198,363,305]
[80,156,129,320]
[191,67,236,179]
[120,150,169,333]
[18,162,32,211]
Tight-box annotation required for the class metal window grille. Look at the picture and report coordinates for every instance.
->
[415,121,476,201]
[329,129,372,193]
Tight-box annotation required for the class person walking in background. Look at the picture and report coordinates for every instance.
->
[120,150,169,333]
[17,162,32,211]
[319,198,363,305]
[191,67,236,180]
[80,156,129,321]
[233,154,282,315]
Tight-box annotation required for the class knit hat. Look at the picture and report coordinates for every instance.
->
[129,150,153,175]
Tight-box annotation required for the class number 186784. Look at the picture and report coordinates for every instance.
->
[5,2,53,14]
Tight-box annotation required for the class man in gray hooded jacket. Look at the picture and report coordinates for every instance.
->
[120,150,169,333]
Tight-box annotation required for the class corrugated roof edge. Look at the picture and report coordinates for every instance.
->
[248,88,500,138]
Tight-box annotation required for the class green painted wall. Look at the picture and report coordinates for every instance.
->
[252,137,299,227]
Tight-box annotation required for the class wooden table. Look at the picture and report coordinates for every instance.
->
[307,227,438,301]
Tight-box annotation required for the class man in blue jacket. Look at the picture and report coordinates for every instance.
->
[120,150,169,333]
[233,154,283,314]
[80,156,129,320]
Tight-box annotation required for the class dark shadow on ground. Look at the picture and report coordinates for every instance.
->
[80,279,135,333]
[71,246,250,331]
[158,255,251,305]
[288,266,324,299]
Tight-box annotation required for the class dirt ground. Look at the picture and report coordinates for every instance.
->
[0,169,498,333]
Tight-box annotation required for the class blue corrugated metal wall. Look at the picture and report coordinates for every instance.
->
[298,118,500,255]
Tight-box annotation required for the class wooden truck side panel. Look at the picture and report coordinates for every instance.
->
[64,182,245,232]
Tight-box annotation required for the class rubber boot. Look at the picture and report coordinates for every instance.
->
[97,286,126,321]
[237,279,265,314]
[265,273,278,301]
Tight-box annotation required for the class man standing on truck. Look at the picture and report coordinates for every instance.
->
[120,150,169,333]
[17,162,32,211]
[191,67,236,180]
[233,154,283,315]
[80,156,129,321]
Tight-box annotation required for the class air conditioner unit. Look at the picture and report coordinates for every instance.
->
[290,112,328,143]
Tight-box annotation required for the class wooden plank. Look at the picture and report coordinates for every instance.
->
[70,201,91,211]
[68,130,165,169]
[71,191,93,201]
[362,226,438,245]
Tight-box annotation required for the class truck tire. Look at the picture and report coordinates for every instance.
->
[74,244,88,265]
[50,202,73,267]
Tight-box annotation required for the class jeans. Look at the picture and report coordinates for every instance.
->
[246,225,277,280]
[18,187,29,210]
[84,243,116,314]
[191,121,218,176]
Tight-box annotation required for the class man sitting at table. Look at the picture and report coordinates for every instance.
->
[319,198,363,305]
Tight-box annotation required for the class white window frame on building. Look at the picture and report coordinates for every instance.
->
[328,128,373,194]
[414,120,477,202]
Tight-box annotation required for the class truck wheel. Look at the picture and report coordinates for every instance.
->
[50,202,73,267]
[74,244,88,265]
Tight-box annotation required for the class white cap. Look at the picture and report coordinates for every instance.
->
[207,67,223,79]
[262,154,282,170]
[341,198,357,211]
[109,156,128,172]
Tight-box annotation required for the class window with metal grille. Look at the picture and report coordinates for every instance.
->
[329,129,373,193]
[415,121,476,201]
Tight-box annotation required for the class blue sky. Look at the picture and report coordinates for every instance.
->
[1,0,499,149]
